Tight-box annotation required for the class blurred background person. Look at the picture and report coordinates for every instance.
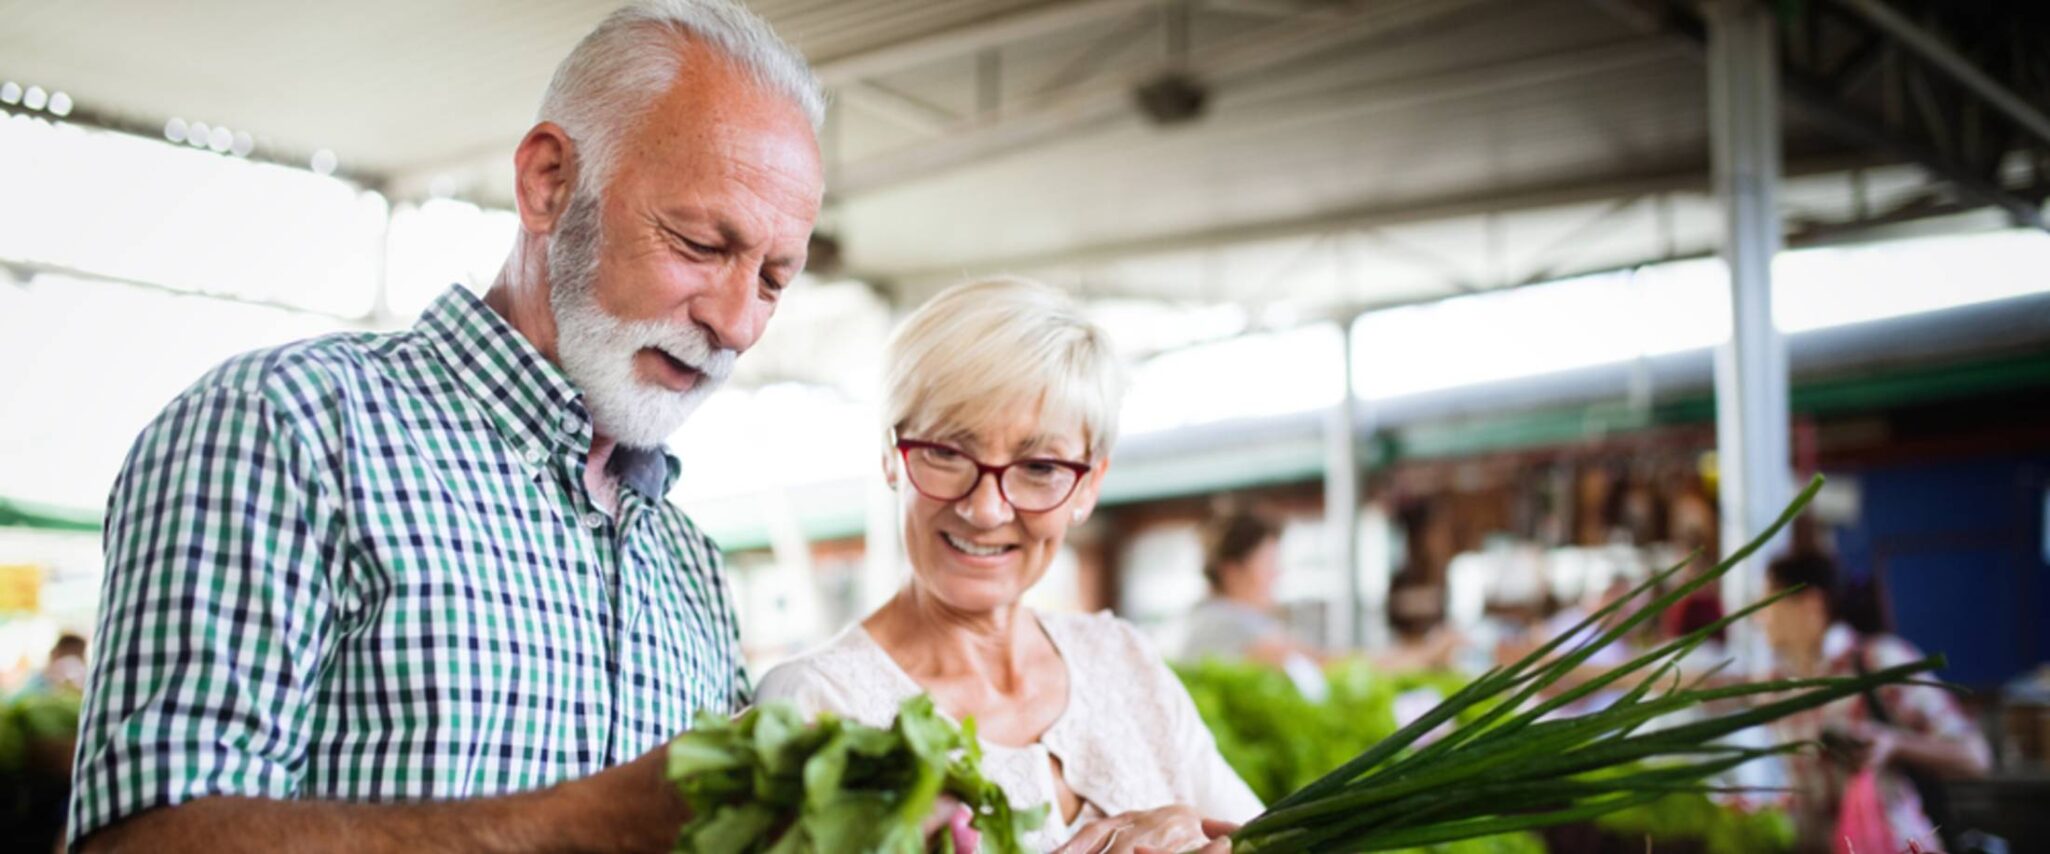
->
[3,632,85,853]
[1760,550,1991,854]
[1181,508,1460,699]
[1181,508,1310,671]
[18,632,85,697]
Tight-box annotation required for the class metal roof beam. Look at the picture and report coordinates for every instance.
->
[869,151,1889,286]
[1827,0,2050,150]
[830,0,1509,197]
[1585,0,2048,230]
[809,0,1160,86]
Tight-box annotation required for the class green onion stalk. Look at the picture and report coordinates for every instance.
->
[1229,475,1944,853]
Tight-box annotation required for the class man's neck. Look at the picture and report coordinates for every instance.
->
[483,242,561,365]
[586,434,621,516]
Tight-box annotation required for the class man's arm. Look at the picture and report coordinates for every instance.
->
[79,741,686,854]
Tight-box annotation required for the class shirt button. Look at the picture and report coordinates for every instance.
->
[559,413,582,435]
[582,511,606,529]
[523,447,545,465]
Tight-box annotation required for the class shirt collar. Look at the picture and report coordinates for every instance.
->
[415,286,679,499]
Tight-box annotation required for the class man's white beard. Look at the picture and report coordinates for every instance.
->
[547,192,737,449]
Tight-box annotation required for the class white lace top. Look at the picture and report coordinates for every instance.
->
[755,609,1264,851]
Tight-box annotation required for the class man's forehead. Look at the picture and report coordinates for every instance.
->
[632,106,821,214]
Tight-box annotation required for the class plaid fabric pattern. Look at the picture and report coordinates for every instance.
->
[69,287,748,844]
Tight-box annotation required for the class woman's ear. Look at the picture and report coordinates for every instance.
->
[881,447,900,490]
[1067,456,1112,525]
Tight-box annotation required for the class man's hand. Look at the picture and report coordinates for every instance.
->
[558,739,694,852]
[1054,805,1230,854]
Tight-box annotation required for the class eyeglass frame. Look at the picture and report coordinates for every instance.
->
[891,436,1094,513]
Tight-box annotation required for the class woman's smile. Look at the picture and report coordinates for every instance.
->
[941,531,1017,559]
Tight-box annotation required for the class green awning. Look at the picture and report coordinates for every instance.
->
[0,496,102,533]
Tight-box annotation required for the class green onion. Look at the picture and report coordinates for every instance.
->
[1232,475,1944,853]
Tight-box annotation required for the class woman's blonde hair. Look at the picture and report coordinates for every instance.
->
[883,278,1126,460]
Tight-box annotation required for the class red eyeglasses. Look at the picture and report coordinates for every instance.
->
[894,437,1091,513]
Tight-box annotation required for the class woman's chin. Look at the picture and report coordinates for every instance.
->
[919,572,1022,614]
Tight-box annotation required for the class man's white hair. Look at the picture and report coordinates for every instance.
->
[538,0,825,195]
[884,278,1128,460]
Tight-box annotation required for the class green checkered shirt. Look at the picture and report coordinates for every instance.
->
[70,287,749,844]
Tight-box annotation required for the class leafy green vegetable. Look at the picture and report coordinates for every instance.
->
[1224,475,1943,853]
[1593,787,1794,854]
[667,695,1045,853]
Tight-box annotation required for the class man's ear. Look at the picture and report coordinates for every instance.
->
[513,122,579,234]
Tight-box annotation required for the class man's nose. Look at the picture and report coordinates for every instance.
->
[691,265,763,352]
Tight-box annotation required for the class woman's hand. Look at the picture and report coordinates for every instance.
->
[919,797,980,853]
[1845,720,1900,770]
[1054,806,1233,854]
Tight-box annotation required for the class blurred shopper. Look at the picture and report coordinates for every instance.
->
[4,633,85,853]
[68,3,826,851]
[1760,551,1991,853]
[20,632,85,696]
[1181,510,1458,695]
[1182,509,1308,669]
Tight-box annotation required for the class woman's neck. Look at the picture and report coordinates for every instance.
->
[866,586,1041,693]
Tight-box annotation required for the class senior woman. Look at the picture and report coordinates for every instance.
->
[757,279,1260,852]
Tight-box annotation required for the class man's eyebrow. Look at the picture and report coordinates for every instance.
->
[659,206,744,244]
[662,206,805,267]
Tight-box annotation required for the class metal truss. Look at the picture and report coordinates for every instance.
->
[820,0,1515,198]
[1600,0,2050,230]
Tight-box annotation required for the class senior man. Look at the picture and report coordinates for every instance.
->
[69,2,822,851]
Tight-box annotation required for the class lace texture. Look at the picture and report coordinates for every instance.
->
[755,609,1262,851]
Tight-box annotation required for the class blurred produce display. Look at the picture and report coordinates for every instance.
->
[0,689,82,849]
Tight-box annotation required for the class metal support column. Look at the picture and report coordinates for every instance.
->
[1324,320,1363,650]
[1707,0,1793,674]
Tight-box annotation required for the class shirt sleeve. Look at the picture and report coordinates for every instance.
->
[702,544,753,711]
[1121,617,1267,823]
[1169,673,1266,823]
[1868,635,1985,745]
[69,385,340,847]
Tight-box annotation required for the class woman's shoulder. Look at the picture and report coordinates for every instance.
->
[1040,608,1159,658]
[1041,609,1182,697]
[755,624,910,723]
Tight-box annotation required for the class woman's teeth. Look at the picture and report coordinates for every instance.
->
[943,533,1009,557]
